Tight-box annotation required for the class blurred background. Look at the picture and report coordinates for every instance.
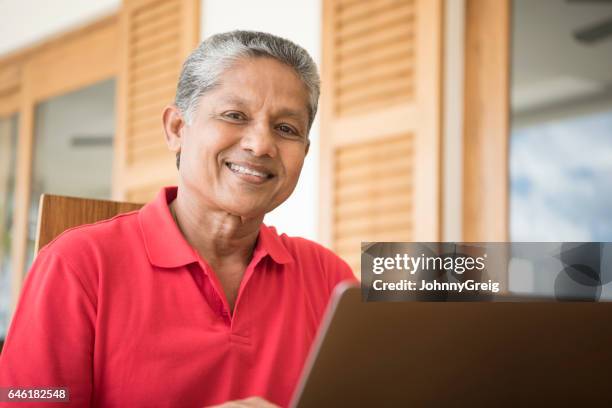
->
[0,0,611,342]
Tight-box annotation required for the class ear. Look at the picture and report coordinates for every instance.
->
[162,105,185,154]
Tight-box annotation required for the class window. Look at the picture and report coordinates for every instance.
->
[25,80,115,271]
[0,114,18,338]
[509,0,612,298]
[511,111,612,241]
[510,0,612,241]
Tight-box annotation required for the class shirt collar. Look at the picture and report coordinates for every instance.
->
[139,186,294,268]
[256,223,294,265]
[139,186,198,268]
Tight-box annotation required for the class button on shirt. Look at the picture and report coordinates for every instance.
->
[0,187,356,407]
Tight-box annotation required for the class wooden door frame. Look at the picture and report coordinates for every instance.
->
[462,0,511,242]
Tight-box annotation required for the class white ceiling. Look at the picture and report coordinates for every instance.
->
[0,0,119,56]
[512,0,612,113]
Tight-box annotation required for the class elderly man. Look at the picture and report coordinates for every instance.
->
[0,31,355,407]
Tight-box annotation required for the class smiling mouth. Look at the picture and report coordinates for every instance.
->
[225,162,274,181]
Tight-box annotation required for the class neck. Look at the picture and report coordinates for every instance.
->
[170,188,264,268]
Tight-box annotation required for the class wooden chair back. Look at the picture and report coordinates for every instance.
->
[35,194,143,253]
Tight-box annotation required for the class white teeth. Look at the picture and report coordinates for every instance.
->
[228,163,268,178]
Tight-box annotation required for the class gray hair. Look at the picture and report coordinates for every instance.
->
[175,30,320,130]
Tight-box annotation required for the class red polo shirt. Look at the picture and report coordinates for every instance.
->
[0,187,356,407]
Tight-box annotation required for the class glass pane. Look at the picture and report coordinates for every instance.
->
[0,113,19,339]
[511,112,612,241]
[26,79,116,272]
[510,0,612,241]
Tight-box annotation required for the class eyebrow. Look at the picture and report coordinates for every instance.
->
[217,95,308,124]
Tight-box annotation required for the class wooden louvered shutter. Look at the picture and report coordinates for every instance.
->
[0,64,20,118]
[114,0,199,202]
[321,0,442,274]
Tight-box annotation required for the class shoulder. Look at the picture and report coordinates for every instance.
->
[266,226,357,290]
[46,210,140,249]
[278,232,344,265]
[40,209,142,268]
[29,210,144,300]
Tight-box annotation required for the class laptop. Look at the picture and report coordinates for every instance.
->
[290,282,612,407]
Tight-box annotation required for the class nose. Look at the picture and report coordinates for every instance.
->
[239,122,277,158]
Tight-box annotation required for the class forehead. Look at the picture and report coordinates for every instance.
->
[203,57,310,117]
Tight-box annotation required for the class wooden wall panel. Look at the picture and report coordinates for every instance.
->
[321,0,443,276]
[125,182,163,204]
[333,133,414,270]
[0,64,20,97]
[0,60,22,117]
[27,16,118,103]
[114,0,199,202]
[463,0,510,241]
[0,91,20,118]
[334,0,416,116]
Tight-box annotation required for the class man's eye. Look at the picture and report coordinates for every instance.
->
[224,112,245,121]
[277,124,299,136]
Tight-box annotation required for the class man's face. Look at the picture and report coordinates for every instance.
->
[177,57,311,218]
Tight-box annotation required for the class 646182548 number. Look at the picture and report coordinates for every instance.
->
[0,387,69,402]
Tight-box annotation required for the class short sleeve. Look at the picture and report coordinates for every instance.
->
[0,248,95,407]
[326,251,359,294]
